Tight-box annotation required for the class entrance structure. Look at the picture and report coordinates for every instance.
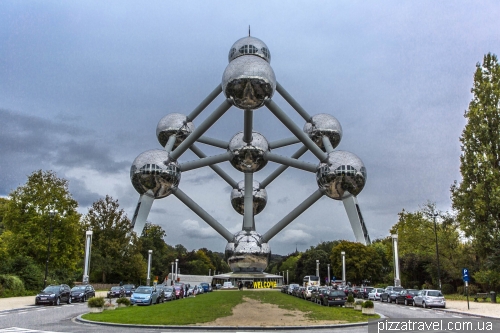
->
[129,35,371,275]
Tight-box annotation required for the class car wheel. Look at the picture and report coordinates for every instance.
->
[149,299,153,305]
[423,302,427,308]
[82,296,86,302]
[413,300,416,307]
[404,299,408,306]
[35,300,39,305]
[55,297,60,306]
[67,296,71,304]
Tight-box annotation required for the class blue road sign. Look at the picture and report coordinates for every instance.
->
[462,268,470,282]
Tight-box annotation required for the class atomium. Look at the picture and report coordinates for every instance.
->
[230,180,267,215]
[316,150,367,200]
[228,131,269,172]
[225,230,270,273]
[304,114,342,151]
[130,149,181,199]
[156,113,195,148]
[130,34,371,274]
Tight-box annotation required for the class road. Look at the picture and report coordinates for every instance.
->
[0,300,498,333]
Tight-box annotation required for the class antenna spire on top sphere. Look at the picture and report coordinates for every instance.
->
[249,25,250,37]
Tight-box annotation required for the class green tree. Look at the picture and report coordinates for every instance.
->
[279,254,300,283]
[295,249,330,283]
[139,223,175,282]
[0,170,83,285]
[82,195,145,283]
[451,53,500,269]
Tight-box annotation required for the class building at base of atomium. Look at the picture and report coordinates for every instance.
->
[130,34,371,284]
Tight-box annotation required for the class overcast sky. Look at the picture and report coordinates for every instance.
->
[1,1,499,255]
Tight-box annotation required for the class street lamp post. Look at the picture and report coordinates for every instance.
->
[44,210,58,288]
[287,270,289,285]
[209,269,211,276]
[175,259,179,282]
[433,213,442,290]
[170,262,174,285]
[146,250,153,286]
[392,234,401,287]
[327,264,330,286]
[316,260,319,278]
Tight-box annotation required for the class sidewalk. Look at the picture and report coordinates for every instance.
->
[0,291,107,311]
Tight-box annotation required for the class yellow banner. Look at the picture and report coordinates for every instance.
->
[253,281,277,289]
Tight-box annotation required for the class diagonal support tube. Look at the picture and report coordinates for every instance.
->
[197,136,229,149]
[243,172,254,231]
[187,84,223,121]
[276,82,312,122]
[322,136,335,153]
[179,151,232,172]
[243,110,253,143]
[261,145,308,188]
[164,135,177,153]
[264,152,317,173]
[265,99,328,162]
[189,144,238,188]
[171,99,232,160]
[173,188,233,242]
[269,137,301,149]
[261,189,324,243]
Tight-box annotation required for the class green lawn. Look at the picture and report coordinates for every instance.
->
[81,290,378,325]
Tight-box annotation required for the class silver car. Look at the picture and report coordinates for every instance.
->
[413,289,446,308]
[368,288,385,301]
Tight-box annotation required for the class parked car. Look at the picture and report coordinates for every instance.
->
[155,287,165,303]
[303,286,315,300]
[122,284,135,296]
[311,287,326,303]
[287,284,299,295]
[200,282,211,292]
[357,286,374,299]
[173,285,184,299]
[281,285,288,293]
[413,289,446,308]
[161,286,175,301]
[293,286,304,297]
[130,286,160,305]
[107,286,125,298]
[70,285,95,302]
[222,282,234,288]
[195,285,204,294]
[395,289,419,306]
[323,290,347,307]
[314,288,330,305]
[35,284,71,306]
[215,284,222,290]
[381,286,404,303]
[368,288,385,301]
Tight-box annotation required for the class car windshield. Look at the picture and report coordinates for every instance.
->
[71,286,86,291]
[393,287,404,292]
[428,291,443,297]
[111,287,121,291]
[377,289,385,292]
[200,283,208,286]
[135,287,152,294]
[165,287,173,292]
[43,286,59,293]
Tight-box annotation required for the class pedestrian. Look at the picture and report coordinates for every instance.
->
[184,284,188,298]
[193,285,197,297]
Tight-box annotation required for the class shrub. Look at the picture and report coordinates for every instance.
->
[441,284,454,295]
[0,274,25,297]
[362,300,374,308]
[116,297,131,306]
[457,284,480,295]
[347,294,354,303]
[87,296,105,308]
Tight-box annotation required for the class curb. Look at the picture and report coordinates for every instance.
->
[75,313,383,331]
[435,308,500,320]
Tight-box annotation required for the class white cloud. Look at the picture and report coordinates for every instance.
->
[181,219,219,239]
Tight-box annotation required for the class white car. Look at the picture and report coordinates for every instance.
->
[222,282,234,288]
[368,288,385,301]
[413,289,446,308]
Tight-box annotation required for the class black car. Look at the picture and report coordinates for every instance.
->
[357,286,374,299]
[107,286,125,298]
[323,290,347,307]
[395,289,419,306]
[381,286,404,303]
[313,288,329,305]
[122,284,135,296]
[70,285,95,302]
[35,284,72,306]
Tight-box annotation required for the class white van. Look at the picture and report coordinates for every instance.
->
[222,282,234,288]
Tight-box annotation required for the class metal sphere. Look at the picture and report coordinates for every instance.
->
[225,230,271,273]
[316,150,367,200]
[230,180,268,215]
[130,149,181,199]
[303,114,342,151]
[156,113,195,148]
[222,55,276,110]
[228,36,271,63]
[228,131,270,172]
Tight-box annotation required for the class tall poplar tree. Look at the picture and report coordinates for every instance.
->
[451,53,500,269]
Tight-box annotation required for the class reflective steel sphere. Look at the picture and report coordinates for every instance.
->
[316,150,367,200]
[225,230,271,273]
[130,149,181,199]
[156,113,195,148]
[228,36,271,63]
[222,55,276,110]
[303,114,342,151]
[228,131,269,172]
[230,180,267,215]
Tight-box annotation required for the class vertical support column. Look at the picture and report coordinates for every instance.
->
[170,262,174,285]
[243,109,253,143]
[287,270,289,285]
[327,264,330,286]
[209,269,211,276]
[243,172,254,231]
[83,230,93,285]
[175,259,179,283]
[341,251,346,285]
[392,234,401,287]
[316,260,320,278]
[147,250,153,286]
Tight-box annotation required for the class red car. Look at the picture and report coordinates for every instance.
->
[173,286,184,299]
